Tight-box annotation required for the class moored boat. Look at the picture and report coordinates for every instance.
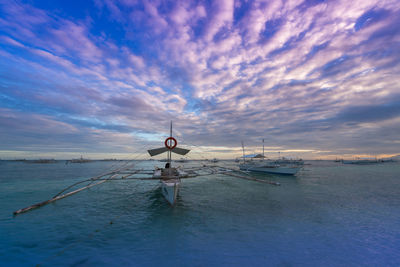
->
[342,157,378,164]
[147,122,190,205]
[238,140,302,175]
[239,161,301,175]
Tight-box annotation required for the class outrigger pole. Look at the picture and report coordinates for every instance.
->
[13,163,139,216]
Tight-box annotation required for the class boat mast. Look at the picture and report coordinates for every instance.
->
[241,141,245,163]
[262,139,264,161]
[169,121,172,166]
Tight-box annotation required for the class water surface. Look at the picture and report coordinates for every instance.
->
[0,160,399,266]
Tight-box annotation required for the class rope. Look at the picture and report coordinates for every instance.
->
[46,145,151,205]
[175,137,210,162]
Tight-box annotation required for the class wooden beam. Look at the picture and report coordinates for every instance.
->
[13,174,118,216]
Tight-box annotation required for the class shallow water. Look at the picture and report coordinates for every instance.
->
[0,160,399,266]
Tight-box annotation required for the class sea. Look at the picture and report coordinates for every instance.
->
[0,160,399,266]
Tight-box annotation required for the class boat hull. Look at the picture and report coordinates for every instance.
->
[161,179,180,205]
[239,164,300,175]
[153,167,187,205]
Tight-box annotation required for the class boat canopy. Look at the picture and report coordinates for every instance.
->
[148,147,190,157]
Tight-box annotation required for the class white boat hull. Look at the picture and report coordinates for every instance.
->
[239,164,300,175]
[161,179,180,205]
[153,167,187,205]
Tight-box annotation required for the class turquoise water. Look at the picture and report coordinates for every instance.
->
[0,160,399,266]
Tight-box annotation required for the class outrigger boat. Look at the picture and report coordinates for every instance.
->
[147,122,190,205]
[13,123,283,216]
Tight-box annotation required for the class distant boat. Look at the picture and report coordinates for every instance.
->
[28,159,57,164]
[210,158,219,163]
[342,157,378,164]
[11,159,26,162]
[175,158,188,163]
[378,158,394,163]
[68,156,92,163]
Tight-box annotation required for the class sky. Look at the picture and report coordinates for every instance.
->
[0,0,399,160]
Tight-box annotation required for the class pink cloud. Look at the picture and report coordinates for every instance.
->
[0,108,78,134]
[203,0,234,42]
[50,21,103,63]
[0,36,25,47]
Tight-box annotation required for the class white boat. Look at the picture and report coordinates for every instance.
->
[238,140,301,176]
[147,122,190,205]
[239,161,301,175]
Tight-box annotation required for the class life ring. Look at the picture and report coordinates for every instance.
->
[164,137,177,149]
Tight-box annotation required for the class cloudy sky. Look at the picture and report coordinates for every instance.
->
[0,0,399,160]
